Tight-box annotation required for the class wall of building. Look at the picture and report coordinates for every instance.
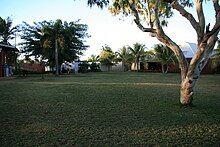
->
[0,51,5,77]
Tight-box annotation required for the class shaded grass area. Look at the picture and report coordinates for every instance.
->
[0,72,219,146]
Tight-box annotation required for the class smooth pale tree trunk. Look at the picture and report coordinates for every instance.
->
[55,38,59,76]
[180,77,195,106]
[180,67,200,106]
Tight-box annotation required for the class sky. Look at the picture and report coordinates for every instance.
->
[0,0,216,60]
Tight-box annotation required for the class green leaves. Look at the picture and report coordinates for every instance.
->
[129,42,146,62]
[19,20,89,66]
[154,44,177,65]
[99,45,116,66]
[0,17,17,44]
[108,0,173,27]
[87,0,109,8]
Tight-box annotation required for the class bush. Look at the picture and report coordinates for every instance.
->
[79,62,89,73]
[90,62,101,72]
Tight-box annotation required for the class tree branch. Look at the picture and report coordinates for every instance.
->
[203,10,220,43]
[213,0,220,16]
[134,19,156,32]
[154,0,188,80]
[195,0,205,38]
[146,0,153,28]
[197,0,220,46]
[201,34,218,69]
[171,1,202,36]
[130,4,156,33]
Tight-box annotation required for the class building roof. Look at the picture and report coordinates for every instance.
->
[179,42,197,58]
[0,43,18,51]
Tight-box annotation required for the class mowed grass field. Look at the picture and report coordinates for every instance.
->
[0,72,219,146]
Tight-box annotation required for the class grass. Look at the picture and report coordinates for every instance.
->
[0,72,219,146]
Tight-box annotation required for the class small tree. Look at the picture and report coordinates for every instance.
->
[88,54,101,72]
[129,43,146,71]
[115,46,133,71]
[88,54,100,63]
[154,44,177,73]
[99,45,116,71]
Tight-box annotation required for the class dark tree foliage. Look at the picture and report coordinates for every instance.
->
[87,0,109,8]
[19,20,89,67]
[0,17,17,44]
[87,0,192,7]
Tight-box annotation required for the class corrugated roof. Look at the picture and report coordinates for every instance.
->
[179,42,197,58]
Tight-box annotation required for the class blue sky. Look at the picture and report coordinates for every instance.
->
[0,0,216,59]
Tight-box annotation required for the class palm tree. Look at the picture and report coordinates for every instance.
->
[115,46,132,71]
[154,44,177,74]
[88,54,99,63]
[129,43,146,71]
[0,17,17,44]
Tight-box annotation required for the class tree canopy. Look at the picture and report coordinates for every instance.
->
[0,17,17,44]
[19,19,89,67]
[99,45,116,66]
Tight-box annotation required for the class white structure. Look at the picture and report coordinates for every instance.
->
[131,63,139,71]
[100,62,125,72]
[179,42,198,59]
[179,42,218,59]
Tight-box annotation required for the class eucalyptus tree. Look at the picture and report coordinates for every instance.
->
[115,46,132,71]
[129,43,146,71]
[99,45,116,71]
[88,0,220,106]
[154,44,177,73]
[20,20,89,75]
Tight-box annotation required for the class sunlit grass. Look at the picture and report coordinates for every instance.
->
[0,72,219,146]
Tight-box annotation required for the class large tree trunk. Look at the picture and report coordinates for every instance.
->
[180,77,195,106]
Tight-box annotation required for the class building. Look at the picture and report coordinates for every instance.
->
[0,43,18,77]
[167,42,216,74]
[131,42,215,74]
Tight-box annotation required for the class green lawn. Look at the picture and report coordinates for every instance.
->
[0,72,219,146]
